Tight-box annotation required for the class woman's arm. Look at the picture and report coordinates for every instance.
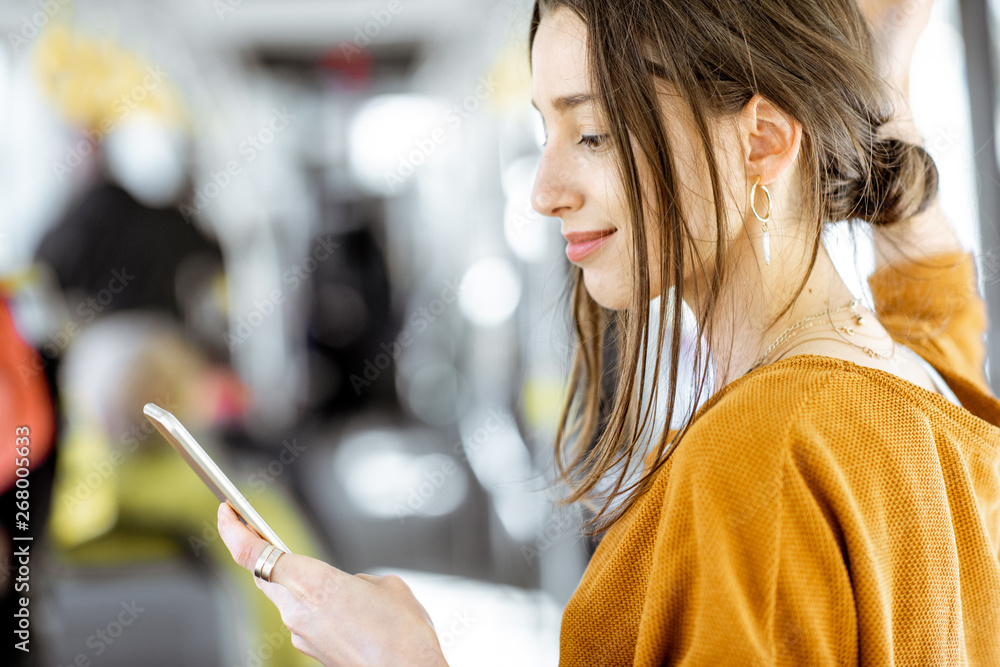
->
[859,0,991,390]
[217,502,449,667]
[861,0,966,270]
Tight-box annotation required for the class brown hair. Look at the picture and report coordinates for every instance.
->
[528,0,939,534]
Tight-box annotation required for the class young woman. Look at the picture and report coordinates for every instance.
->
[218,0,1000,664]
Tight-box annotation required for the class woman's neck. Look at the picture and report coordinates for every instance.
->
[683,231,861,391]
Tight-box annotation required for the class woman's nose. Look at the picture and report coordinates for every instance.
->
[530,156,582,219]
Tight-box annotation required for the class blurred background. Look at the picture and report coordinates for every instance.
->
[0,0,997,665]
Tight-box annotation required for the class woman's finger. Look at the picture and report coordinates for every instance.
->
[216,501,307,592]
[217,501,349,607]
[216,501,275,571]
[254,574,299,606]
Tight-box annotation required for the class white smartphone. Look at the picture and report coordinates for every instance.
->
[142,402,292,553]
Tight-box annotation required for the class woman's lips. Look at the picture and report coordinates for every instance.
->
[564,229,617,263]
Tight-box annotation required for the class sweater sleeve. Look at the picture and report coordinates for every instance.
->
[633,385,859,665]
[867,250,990,390]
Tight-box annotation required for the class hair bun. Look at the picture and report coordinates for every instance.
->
[853,137,939,227]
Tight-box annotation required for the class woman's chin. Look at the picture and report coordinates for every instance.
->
[583,270,630,310]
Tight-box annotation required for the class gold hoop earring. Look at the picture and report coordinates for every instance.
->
[751,176,773,265]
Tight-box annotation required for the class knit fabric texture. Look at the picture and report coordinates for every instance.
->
[558,250,1000,665]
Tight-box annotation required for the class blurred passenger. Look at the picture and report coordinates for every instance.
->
[33,114,321,664]
[302,214,399,417]
[49,312,322,667]
[0,296,56,510]
[35,113,227,360]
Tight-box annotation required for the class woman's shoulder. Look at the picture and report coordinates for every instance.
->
[668,354,938,481]
[685,354,905,433]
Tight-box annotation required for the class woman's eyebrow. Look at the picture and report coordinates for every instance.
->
[531,93,596,113]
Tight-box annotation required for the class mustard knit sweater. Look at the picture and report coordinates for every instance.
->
[559,250,1000,665]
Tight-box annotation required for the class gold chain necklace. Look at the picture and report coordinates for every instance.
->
[746,299,895,374]
[829,301,897,361]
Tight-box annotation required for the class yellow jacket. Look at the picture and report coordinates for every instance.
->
[559,250,1000,665]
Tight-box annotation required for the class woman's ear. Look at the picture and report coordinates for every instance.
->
[738,94,802,185]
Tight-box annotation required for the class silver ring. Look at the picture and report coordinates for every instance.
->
[253,544,277,580]
[260,547,285,582]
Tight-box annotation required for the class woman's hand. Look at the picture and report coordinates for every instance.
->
[859,0,936,93]
[217,502,449,667]
[856,0,964,268]
[859,0,934,37]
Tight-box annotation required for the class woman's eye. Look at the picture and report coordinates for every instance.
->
[578,134,608,150]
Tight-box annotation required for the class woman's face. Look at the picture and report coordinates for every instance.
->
[530,7,746,310]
